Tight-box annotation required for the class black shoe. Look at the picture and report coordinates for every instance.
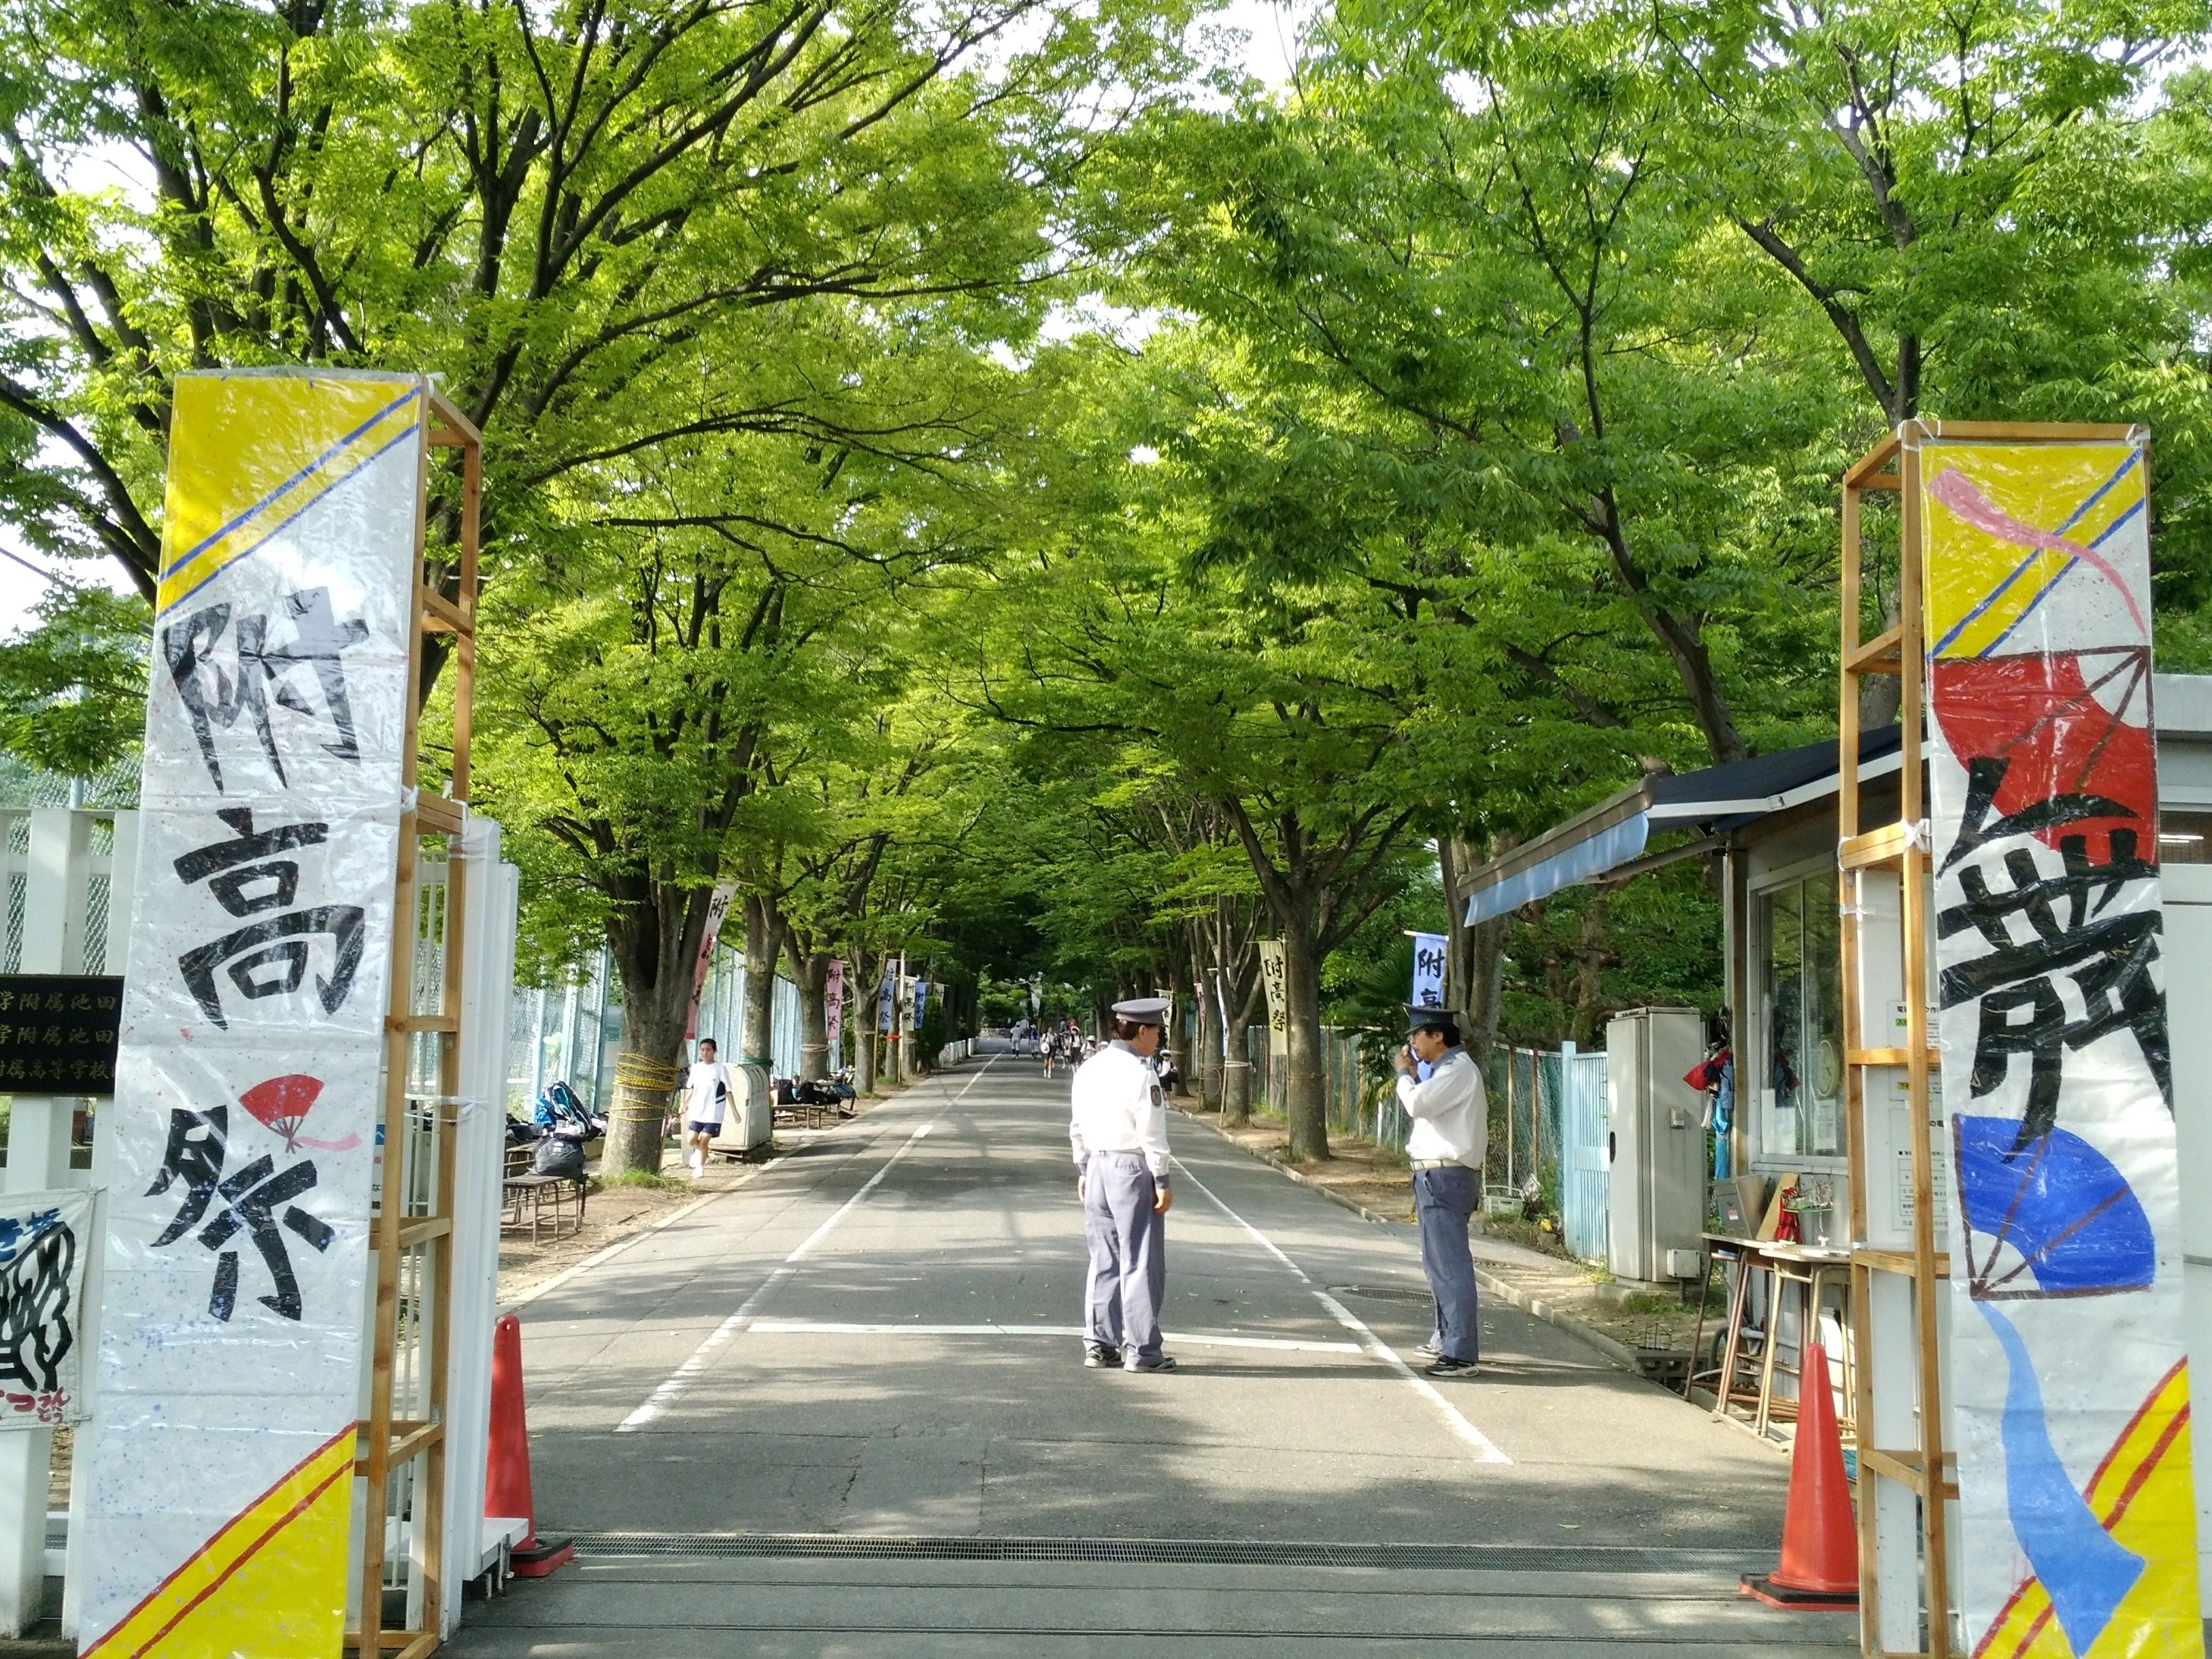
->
[1084,1345,1122,1368]
[1424,1357,1481,1378]
[1413,1341,1443,1361]
[1125,1354,1177,1373]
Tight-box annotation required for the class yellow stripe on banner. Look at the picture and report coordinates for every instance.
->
[157,374,422,614]
[1922,441,2146,659]
[1975,1361,2201,1658]
[83,1429,354,1659]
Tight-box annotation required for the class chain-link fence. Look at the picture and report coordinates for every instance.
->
[1498,1043,1610,1260]
[1242,1025,1409,1149]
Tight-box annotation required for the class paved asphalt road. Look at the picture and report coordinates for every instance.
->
[451,1045,1858,1656]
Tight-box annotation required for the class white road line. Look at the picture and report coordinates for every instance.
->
[1171,1155,1512,1465]
[616,1123,935,1431]
[745,1320,1363,1354]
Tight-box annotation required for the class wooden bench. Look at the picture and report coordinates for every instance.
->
[503,1142,587,1242]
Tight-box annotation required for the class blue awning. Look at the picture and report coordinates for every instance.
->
[1460,727,1905,926]
[1464,812,1648,926]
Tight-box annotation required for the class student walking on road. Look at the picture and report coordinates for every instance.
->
[1395,1005,1487,1378]
[682,1037,733,1178]
[1070,996,1176,1373]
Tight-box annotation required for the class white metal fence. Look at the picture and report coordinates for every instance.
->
[504,942,808,1117]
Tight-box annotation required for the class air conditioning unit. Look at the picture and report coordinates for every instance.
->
[1605,1007,1709,1286]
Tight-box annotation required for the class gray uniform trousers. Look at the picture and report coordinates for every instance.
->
[1083,1151,1166,1362]
[1414,1164,1481,1362]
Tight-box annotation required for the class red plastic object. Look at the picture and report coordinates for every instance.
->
[1742,1343,1859,1610]
[485,1313,573,1578]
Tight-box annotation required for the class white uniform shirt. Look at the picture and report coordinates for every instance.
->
[1397,1046,1486,1167]
[1069,1041,1171,1179]
[683,1060,732,1126]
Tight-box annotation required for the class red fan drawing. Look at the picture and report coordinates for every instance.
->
[238,1074,362,1154]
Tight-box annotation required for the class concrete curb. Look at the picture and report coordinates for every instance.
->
[1172,1102,1642,1377]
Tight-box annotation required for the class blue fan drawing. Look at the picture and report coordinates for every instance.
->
[1953,1114,2155,1300]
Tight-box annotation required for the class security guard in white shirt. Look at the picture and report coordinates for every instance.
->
[1070,996,1176,1372]
[1394,1004,1487,1378]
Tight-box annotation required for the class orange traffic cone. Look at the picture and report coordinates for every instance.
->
[1742,1342,1859,1610]
[485,1313,574,1578]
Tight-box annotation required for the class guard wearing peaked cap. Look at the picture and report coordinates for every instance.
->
[1069,996,1176,1372]
[1395,1003,1487,1379]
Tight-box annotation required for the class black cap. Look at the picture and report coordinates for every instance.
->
[1111,996,1170,1026]
[1406,1002,1457,1036]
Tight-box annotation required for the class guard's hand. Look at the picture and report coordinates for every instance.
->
[1394,1046,1416,1076]
[1077,1176,1086,1202]
[1154,1184,1173,1214]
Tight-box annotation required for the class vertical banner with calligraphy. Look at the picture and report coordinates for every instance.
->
[1257,941,1288,1058]
[825,959,845,1059]
[77,371,426,1657]
[878,962,898,1035]
[684,883,738,1040]
[1920,429,2202,1658]
[1410,932,1447,1009]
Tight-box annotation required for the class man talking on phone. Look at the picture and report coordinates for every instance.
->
[1395,1004,1487,1378]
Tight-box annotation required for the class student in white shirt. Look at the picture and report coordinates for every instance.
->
[1394,1004,1488,1378]
[681,1038,733,1178]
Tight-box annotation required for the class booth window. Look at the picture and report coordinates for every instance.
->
[2161,810,2212,864]
[1759,876,1844,1161]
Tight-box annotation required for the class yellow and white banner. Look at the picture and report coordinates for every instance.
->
[1257,940,1288,1057]
[1920,431,2202,1658]
[77,371,425,1657]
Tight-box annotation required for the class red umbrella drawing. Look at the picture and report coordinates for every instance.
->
[238,1074,362,1154]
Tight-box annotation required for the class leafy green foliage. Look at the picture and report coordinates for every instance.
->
[0,585,149,777]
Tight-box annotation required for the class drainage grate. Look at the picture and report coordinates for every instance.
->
[566,1532,1758,1573]
[1326,1283,1435,1306]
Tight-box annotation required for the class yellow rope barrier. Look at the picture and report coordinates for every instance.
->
[609,1052,682,1128]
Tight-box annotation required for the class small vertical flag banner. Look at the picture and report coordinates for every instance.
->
[685,883,738,1040]
[826,959,846,1055]
[1411,933,1447,1008]
[878,963,898,1034]
[77,371,426,1658]
[1918,427,2204,1659]
[1258,941,1288,1058]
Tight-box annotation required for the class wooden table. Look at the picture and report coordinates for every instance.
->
[1691,1234,1853,1440]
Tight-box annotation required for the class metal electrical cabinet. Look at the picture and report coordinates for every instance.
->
[1605,1007,1710,1286]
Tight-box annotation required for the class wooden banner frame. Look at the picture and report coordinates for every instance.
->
[1839,420,2142,1658]
[350,384,481,1659]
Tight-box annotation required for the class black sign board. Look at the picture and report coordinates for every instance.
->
[0,976,124,1095]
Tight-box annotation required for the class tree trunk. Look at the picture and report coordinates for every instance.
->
[793,949,832,1080]
[851,952,879,1094]
[1167,962,1193,1096]
[1280,909,1328,1160]
[1222,1012,1252,1123]
[601,885,718,1176]
[1440,833,1513,1076]
[1197,974,1222,1110]
[740,893,782,1072]
[604,988,685,1176]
